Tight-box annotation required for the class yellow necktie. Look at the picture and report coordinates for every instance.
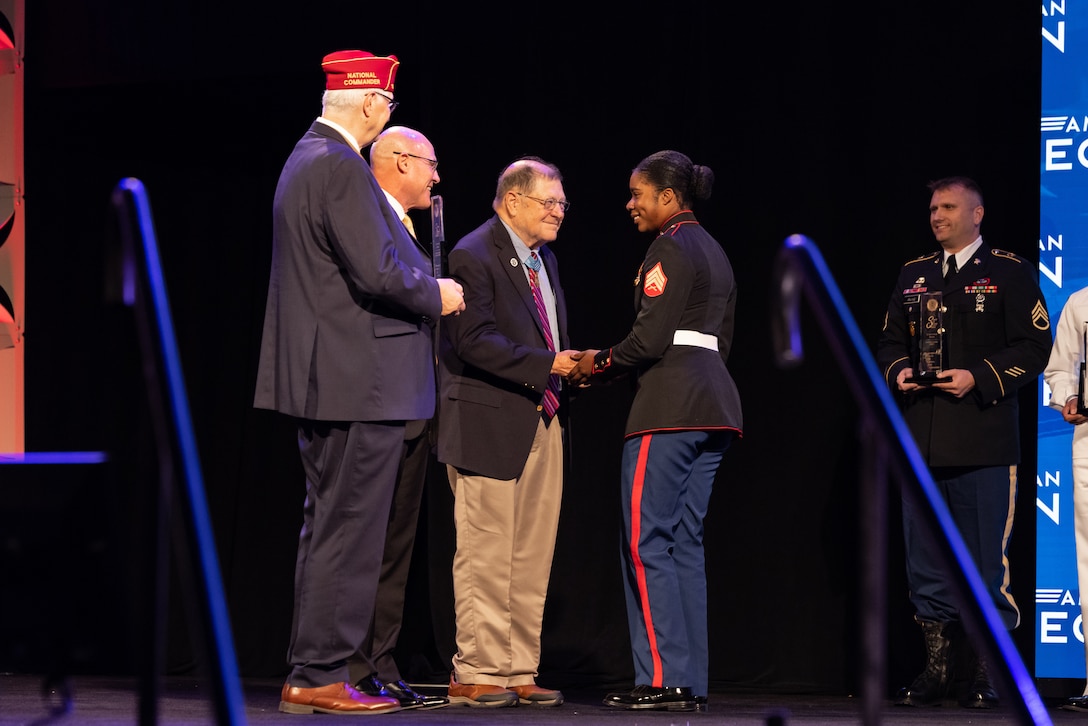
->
[402,214,416,239]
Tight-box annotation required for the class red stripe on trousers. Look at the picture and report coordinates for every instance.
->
[630,434,663,686]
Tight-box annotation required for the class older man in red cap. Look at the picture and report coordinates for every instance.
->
[254,49,465,715]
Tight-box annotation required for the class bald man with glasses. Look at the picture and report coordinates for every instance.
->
[342,126,448,710]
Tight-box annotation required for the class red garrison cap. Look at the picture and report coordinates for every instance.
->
[321,50,399,91]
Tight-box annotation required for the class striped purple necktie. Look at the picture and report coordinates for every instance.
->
[527,251,560,421]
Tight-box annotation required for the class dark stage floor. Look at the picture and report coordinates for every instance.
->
[1,674,1087,726]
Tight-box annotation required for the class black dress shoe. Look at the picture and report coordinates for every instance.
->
[355,675,448,710]
[602,684,697,711]
[1063,695,1088,712]
[383,679,449,709]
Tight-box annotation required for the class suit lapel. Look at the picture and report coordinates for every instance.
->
[490,219,546,341]
[407,228,430,257]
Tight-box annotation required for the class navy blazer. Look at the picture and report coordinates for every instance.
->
[437,215,569,480]
[254,120,441,422]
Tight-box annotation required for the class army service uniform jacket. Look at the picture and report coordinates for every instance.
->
[876,241,1051,467]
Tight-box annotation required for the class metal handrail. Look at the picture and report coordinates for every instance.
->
[772,234,1051,726]
[110,177,246,726]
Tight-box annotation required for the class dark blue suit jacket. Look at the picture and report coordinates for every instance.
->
[437,215,569,480]
[254,120,441,422]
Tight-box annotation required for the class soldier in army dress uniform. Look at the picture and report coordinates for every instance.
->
[876,176,1051,709]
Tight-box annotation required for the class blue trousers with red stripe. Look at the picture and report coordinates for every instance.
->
[619,429,733,697]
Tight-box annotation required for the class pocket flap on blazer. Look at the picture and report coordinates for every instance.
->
[373,317,420,338]
[448,380,502,408]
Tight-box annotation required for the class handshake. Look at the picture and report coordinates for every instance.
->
[553,349,603,387]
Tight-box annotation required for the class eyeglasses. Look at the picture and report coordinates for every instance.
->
[370,90,399,112]
[516,193,570,213]
[393,150,438,171]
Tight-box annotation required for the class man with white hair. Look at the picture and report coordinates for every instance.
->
[254,50,464,716]
[350,126,448,710]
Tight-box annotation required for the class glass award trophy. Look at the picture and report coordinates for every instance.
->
[907,292,945,384]
[430,194,446,278]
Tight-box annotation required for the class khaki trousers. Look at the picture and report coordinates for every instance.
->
[447,417,564,687]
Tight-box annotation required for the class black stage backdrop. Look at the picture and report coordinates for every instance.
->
[17,1,1042,695]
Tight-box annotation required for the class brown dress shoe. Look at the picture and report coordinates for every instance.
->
[511,683,564,707]
[447,674,517,708]
[279,681,400,715]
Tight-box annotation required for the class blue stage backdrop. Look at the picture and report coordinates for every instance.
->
[1038,0,1088,680]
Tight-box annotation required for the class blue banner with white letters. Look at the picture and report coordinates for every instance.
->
[1038,0,1088,679]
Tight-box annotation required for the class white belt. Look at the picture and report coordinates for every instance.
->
[672,330,718,351]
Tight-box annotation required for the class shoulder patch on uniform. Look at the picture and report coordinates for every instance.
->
[643,262,668,297]
[1033,300,1051,330]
